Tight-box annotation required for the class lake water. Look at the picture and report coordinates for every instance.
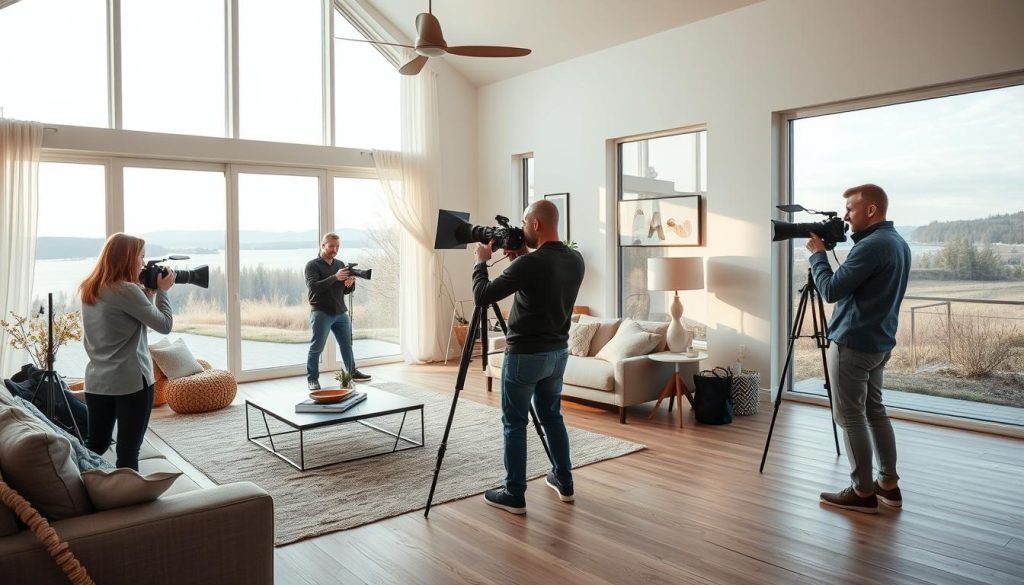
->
[32,248,374,299]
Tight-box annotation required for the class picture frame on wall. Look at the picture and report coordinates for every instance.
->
[618,195,701,246]
[544,193,570,241]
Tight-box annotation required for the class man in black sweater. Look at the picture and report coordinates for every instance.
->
[473,199,585,514]
[304,232,371,391]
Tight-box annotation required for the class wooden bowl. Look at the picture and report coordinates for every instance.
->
[309,389,354,404]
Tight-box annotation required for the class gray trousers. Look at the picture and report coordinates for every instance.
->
[827,342,900,493]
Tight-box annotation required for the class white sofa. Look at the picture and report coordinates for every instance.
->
[485,316,702,423]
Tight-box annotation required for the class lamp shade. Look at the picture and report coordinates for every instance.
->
[647,257,704,291]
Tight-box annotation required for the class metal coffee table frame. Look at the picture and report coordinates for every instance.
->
[245,398,424,471]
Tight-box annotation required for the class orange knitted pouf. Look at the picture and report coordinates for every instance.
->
[162,362,237,414]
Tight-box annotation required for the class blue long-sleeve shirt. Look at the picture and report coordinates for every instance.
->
[808,221,911,353]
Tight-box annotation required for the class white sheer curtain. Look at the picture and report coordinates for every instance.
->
[374,68,445,363]
[0,119,43,377]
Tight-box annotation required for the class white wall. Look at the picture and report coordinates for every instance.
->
[475,0,1024,383]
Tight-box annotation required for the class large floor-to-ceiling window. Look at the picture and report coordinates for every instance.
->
[786,81,1024,426]
[3,1,403,381]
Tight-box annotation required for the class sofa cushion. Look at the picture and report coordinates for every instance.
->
[576,315,622,356]
[0,403,93,520]
[10,394,112,472]
[632,319,671,352]
[562,356,614,392]
[81,467,183,511]
[0,468,20,536]
[595,320,663,364]
[150,338,204,379]
[568,321,600,357]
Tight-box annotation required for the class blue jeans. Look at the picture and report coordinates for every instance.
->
[501,348,573,497]
[307,311,355,381]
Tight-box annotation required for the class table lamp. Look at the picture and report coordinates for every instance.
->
[647,257,705,353]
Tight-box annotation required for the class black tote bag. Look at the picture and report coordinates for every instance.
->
[693,367,734,425]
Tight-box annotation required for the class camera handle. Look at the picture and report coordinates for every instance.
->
[425,301,553,518]
[759,268,840,472]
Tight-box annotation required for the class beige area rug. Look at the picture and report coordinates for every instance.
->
[148,380,644,545]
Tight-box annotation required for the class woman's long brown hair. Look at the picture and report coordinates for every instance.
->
[79,233,144,305]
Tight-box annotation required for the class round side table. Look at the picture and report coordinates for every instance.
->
[647,351,708,428]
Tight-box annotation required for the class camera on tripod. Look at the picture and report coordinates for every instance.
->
[771,204,848,250]
[433,209,526,251]
[140,255,210,290]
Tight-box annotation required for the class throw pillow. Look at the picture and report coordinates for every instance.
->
[594,320,663,363]
[576,314,622,356]
[81,467,182,511]
[149,338,204,379]
[11,395,112,472]
[0,403,93,520]
[567,321,600,357]
[632,319,671,352]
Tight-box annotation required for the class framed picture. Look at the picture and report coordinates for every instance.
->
[544,193,570,241]
[618,195,701,246]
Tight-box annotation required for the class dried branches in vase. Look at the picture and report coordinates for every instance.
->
[1,309,83,368]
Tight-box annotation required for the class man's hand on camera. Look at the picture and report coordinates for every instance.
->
[335,268,351,281]
[157,269,175,291]
[344,277,355,287]
[475,241,494,263]
[504,244,529,260]
[806,233,827,254]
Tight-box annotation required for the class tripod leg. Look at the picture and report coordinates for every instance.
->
[812,288,841,457]
[426,305,483,517]
[760,283,811,473]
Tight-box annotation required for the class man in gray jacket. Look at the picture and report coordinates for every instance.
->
[807,184,911,514]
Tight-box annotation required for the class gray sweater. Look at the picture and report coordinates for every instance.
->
[82,283,173,396]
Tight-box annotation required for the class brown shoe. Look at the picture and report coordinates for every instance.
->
[820,487,878,514]
[874,481,902,508]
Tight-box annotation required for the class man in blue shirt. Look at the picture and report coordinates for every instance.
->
[807,184,911,514]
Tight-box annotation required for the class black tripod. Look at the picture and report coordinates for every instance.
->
[760,268,840,472]
[425,302,553,517]
[29,293,85,443]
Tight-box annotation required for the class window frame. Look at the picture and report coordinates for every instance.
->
[773,71,1024,434]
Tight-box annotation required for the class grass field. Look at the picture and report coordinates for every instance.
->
[792,279,1024,409]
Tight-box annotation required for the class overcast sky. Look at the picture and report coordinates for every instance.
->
[793,83,1024,227]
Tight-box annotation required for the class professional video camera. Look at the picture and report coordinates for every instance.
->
[140,255,210,290]
[771,204,848,250]
[433,209,526,251]
[343,263,372,280]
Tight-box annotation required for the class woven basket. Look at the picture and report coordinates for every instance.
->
[730,370,761,416]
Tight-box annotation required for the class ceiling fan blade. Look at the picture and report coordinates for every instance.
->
[445,46,531,58]
[334,37,415,50]
[399,55,429,75]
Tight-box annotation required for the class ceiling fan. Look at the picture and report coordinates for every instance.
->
[336,0,531,76]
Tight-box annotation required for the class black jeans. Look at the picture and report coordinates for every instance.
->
[85,381,154,471]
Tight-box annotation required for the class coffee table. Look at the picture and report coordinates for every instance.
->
[245,385,424,471]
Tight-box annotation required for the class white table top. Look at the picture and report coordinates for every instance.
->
[648,351,708,363]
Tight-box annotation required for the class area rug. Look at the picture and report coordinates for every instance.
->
[147,380,644,545]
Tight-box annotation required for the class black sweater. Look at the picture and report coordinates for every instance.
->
[473,241,585,354]
[305,256,356,315]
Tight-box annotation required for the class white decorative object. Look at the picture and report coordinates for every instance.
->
[647,257,705,353]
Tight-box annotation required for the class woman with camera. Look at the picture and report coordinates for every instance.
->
[79,233,175,470]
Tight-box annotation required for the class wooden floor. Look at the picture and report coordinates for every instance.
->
[170,362,1024,585]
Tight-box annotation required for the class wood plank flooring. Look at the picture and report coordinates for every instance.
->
[155,362,1024,585]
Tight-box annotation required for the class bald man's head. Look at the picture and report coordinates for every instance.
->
[522,199,560,248]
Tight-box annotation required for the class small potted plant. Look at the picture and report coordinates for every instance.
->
[453,314,470,345]
[334,369,355,389]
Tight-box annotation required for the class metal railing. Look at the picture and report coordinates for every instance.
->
[904,295,1024,371]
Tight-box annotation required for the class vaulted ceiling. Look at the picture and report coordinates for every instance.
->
[362,0,763,86]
